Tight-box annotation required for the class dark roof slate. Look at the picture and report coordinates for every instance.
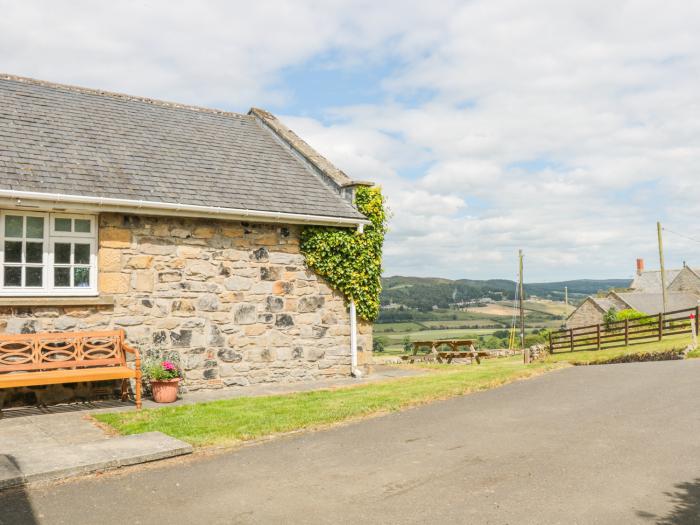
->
[0,75,365,221]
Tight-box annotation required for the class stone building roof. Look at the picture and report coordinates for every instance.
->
[611,292,699,314]
[630,270,682,293]
[0,74,367,223]
[589,297,618,312]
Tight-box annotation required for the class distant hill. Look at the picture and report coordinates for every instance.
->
[381,276,631,311]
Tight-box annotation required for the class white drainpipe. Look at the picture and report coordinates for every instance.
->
[350,299,362,378]
[350,221,365,378]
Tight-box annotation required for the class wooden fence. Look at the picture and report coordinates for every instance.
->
[549,306,699,353]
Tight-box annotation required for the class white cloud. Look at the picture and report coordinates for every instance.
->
[3,1,700,280]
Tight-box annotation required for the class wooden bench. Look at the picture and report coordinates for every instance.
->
[0,329,142,408]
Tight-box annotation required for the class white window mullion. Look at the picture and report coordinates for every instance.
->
[1,210,98,297]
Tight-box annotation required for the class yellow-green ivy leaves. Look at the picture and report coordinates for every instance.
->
[301,186,387,321]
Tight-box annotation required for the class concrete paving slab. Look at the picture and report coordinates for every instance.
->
[0,432,191,489]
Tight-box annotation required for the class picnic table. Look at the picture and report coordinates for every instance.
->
[401,339,489,364]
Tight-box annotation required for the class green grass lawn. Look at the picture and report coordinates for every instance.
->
[546,333,692,365]
[93,356,563,448]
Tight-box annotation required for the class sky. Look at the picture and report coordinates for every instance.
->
[2,1,700,282]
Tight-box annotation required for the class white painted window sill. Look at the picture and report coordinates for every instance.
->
[0,295,115,307]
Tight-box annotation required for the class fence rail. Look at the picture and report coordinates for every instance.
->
[549,306,699,353]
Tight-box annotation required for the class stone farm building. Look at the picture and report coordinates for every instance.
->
[566,259,700,329]
[0,74,373,407]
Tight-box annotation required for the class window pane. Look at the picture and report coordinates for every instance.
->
[74,267,90,287]
[26,242,43,263]
[4,216,23,238]
[54,218,71,232]
[26,216,44,239]
[54,267,70,287]
[4,241,22,263]
[4,266,21,286]
[26,267,43,287]
[74,244,90,265]
[55,243,71,264]
[74,219,91,233]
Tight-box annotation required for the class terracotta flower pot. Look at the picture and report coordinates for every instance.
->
[150,378,180,403]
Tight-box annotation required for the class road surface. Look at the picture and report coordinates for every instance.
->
[3,359,700,524]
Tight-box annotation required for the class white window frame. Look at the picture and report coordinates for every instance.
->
[0,211,98,296]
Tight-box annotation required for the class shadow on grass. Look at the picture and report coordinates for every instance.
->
[638,478,700,524]
[0,455,38,525]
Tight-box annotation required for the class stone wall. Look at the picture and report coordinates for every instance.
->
[566,299,604,329]
[0,213,372,408]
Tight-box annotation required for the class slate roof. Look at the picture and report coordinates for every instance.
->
[612,292,699,315]
[590,297,617,312]
[629,270,681,293]
[0,75,365,222]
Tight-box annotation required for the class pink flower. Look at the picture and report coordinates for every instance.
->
[162,360,176,371]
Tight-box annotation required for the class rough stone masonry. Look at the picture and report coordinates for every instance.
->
[0,213,372,408]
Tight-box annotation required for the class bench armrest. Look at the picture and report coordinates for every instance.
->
[122,342,141,370]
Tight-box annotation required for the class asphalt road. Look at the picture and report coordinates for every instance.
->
[3,359,700,524]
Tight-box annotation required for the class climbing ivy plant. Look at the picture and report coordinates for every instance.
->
[300,186,387,322]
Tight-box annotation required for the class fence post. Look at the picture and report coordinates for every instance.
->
[696,306,699,335]
[658,313,663,341]
[570,328,574,352]
[549,331,553,354]
[596,323,601,351]
[624,318,629,346]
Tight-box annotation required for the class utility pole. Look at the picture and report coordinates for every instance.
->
[519,250,529,364]
[657,221,668,313]
[564,286,569,312]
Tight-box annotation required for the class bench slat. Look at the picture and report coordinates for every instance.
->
[0,366,135,388]
[0,357,124,372]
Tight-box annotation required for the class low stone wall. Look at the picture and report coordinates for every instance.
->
[576,349,686,365]
[528,344,549,362]
[0,213,372,408]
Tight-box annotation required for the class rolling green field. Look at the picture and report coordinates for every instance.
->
[374,322,426,333]
[384,328,497,345]
[421,319,505,329]
[375,300,567,355]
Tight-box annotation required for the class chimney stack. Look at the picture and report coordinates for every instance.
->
[636,258,645,276]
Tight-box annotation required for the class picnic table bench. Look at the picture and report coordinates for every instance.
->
[401,339,489,364]
[0,329,142,408]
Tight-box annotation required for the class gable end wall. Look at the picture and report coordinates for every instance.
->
[566,299,604,329]
[668,269,700,295]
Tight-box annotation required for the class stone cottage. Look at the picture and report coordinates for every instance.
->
[566,259,700,328]
[0,74,373,407]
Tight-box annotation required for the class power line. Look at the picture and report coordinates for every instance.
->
[662,227,700,245]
